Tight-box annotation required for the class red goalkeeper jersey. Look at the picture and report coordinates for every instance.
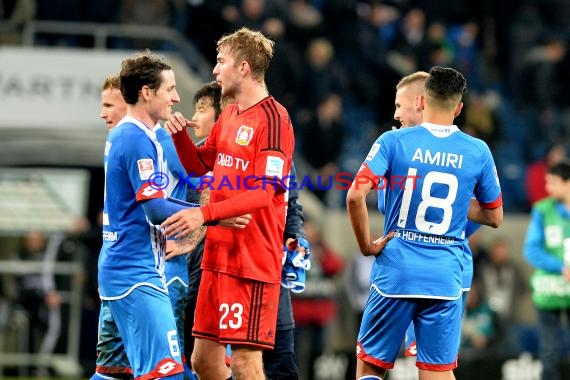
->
[174,96,294,283]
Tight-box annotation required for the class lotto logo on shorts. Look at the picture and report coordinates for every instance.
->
[157,360,178,375]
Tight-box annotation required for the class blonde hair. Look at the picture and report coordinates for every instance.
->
[396,71,429,90]
[101,75,120,91]
[217,27,275,82]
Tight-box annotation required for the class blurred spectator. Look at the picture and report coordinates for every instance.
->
[460,281,499,358]
[476,236,527,355]
[117,0,186,50]
[221,0,270,33]
[423,21,455,68]
[0,274,11,331]
[15,231,63,377]
[70,212,103,370]
[448,21,481,91]
[343,253,374,331]
[286,0,323,51]
[468,228,489,271]
[391,8,428,72]
[301,37,350,109]
[221,0,288,35]
[292,220,344,380]
[516,36,567,145]
[298,92,345,204]
[335,3,401,121]
[525,143,567,206]
[185,0,232,61]
[262,17,305,114]
[0,0,36,45]
[518,36,567,108]
[524,160,570,380]
[462,91,502,150]
[289,0,321,30]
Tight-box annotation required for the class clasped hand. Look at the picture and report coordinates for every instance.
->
[162,209,252,239]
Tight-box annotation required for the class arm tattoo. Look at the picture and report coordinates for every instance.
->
[179,188,210,251]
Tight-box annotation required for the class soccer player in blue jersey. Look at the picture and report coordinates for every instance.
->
[346,66,503,380]
[96,75,196,380]
[96,76,248,380]
[389,72,481,374]
[92,75,134,380]
[97,51,197,380]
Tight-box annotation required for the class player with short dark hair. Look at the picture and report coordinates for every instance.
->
[97,51,192,380]
[347,66,503,380]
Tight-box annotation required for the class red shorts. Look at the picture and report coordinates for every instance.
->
[192,270,280,349]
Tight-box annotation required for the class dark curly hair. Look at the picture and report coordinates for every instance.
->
[425,66,466,110]
[119,50,172,105]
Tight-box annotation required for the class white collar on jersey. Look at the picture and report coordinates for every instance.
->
[119,116,157,138]
[151,123,163,132]
[421,122,459,137]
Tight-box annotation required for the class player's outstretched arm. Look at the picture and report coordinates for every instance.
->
[141,198,194,225]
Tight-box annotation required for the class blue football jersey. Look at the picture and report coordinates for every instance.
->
[376,187,479,291]
[99,116,169,299]
[359,123,501,299]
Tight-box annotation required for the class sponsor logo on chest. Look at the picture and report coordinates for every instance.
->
[217,152,250,171]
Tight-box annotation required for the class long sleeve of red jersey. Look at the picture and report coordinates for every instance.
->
[200,185,276,222]
[172,130,218,176]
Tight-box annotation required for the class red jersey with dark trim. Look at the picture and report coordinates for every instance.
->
[197,96,294,283]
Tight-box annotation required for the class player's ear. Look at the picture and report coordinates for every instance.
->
[141,85,151,102]
[454,101,463,117]
[418,95,425,111]
[239,59,250,77]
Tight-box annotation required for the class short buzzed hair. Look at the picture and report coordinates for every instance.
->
[424,66,466,111]
[396,71,429,90]
[102,75,120,91]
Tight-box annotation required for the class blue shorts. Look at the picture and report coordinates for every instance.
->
[357,286,462,371]
[404,290,469,354]
[107,286,184,379]
[95,302,132,376]
[167,278,188,359]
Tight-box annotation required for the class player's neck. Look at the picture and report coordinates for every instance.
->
[127,107,157,130]
[422,109,454,126]
[236,82,269,111]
